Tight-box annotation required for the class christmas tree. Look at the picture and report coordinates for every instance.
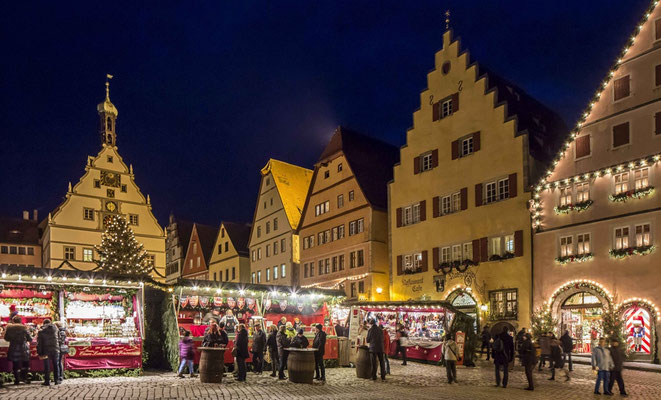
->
[95,215,151,275]
[602,304,626,344]
[531,306,558,340]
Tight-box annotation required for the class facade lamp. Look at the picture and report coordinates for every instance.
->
[376,287,383,294]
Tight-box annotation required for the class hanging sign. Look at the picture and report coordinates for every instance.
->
[227,297,236,308]
[189,296,199,307]
[311,302,319,312]
[180,296,189,308]
[297,303,304,312]
[199,297,209,308]
[237,297,245,309]
[213,297,223,307]
[264,299,272,311]
[246,298,255,310]
[280,300,288,311]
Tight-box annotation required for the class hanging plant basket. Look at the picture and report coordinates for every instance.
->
[555,253,594,264]
[609,186,655,203]
[554,199,594,214]
[609,245,655,259]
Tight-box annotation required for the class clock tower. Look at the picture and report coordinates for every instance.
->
[98,76,118,147]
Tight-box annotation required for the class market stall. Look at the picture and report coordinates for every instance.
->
[0,266,145,373]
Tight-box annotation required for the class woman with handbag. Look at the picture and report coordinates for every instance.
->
[443,333,459,384]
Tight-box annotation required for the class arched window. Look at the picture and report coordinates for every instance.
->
[106,117,113,132]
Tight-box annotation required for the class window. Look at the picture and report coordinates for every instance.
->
[318,232,324,245]
[560,236,573,257]
[358,281,365,294]
[64,246,75,260]
[225,242,229,252]
[322,170,330,179]
[403,204,420,226]
[273,218,278,231]
[232,267,236,280]
[349,218,365,234]
[217,244,223,254]
[226,269,229,281]
[440,247,451,263]
[635,224,651,247]
[27,247,34,256]
[281,238,286,252]
[357,218,364,233]
[251,272,255,283]
[196,257,200,267]
[266,221,270,234]
[83,248,93,262]
[421,153,433,172]
[257,270,262,283]
[273,241,278,255]
[304,263,308,278]
[634,168,649,190]
[349,190,354,201]
[462,242,473,261]
[559,186,572,206]
[337,163,343,172]
[270,198,273,206]
[441,98,453,118]
[339,254,345,270]
[281,264,286,278]
[324,230,330,244]
[498,178,509,200]
[18,246,25,255]
[257,226,261,238]
[107,155,114,163]
[331,227,338,241]
[129,214,139,225]
[357,250,364,267]
[121,184,127,193]
[461,136,473,157]
[337,194,344,209]
[0,246,7,254]
[83,208,95,221]
[189,259,193,269]
[491,237,502,257]
[612,122,630,148]
[251,250,256,261]
[315,201,330,216]
[193,243,198,255]
[350,282,357,298]
[273,266,278,280]
[350,251,357,268]
[490,289,518,320]
[657,65,661,87]
[266,245,271,257]
[213,272,217,281]
[577,233,591,255]
[440,192,461,215]
[614,173,629,195]
[485,182,497,204]
[309,262,314,277]
[266,268,270,282]
[504,234,514,254]
[657,18,661,40]
[613,76,630,101]
[614,227,630,250]
[576,183,589,203]
[266,177,271,186]
[94,180,101,188]
[332,256,338,272]
[338,225,345,239]
[575,134,591,159]
[325,258,330,274]
[9,246,17,254]
[257,247,262,260]
[451,245,461,262]
[107,189,115,198]
[221,229,225,238]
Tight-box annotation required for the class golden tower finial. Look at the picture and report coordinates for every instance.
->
[105,74,113,100]
[445,10,451,30]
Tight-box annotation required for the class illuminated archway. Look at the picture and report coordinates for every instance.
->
[617,299,659,360]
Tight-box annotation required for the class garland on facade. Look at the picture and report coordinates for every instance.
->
[488,252,514,262]
[530,306,558,341]
[609,245,655,259]
[433,259,478,274]
[548,281,613,309]
[609,186,655,202]
[555,253,594,265]
[95,215,150,276]
[554,199,593,214]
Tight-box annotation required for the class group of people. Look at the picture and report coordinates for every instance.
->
[2,313,70,387]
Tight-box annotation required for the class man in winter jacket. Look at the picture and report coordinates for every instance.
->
[37,319,60,386]
[519,333,535,390]
[266,325,279,377]
[312,324,326,381]
[366,320,386,381]
[234,324,250,382]
[4,316,32,385]
[592,337,615,395]
[492,327,514,388]
[276,325,291,380]
[608,339,627,396]
[251,324,266,374]
[480,326,491,361]
[290,328,309,349]
[560,330,574,371]
[443,333,459,384]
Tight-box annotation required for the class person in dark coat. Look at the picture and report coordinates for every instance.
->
[519,333,536,391]
[395,323,408,365]
[608,339,628,396]
[276,325,291,379]
[312,324,326,381]
[251,323,266,374]
[37,319,60,386]
[549,337,569,381]
[492,326,514,388]
[3,316,32,385]
[334,321,344,337]
[202,322,228,347]
[290,328,309,349]
[560,330,574,371]
[266,325,279,377]
[480,326,491,361]
[366,320,386,381]
[515,328,527,365]
[177,331,196,378]
[234,324,249,382]
[54,321,69,383]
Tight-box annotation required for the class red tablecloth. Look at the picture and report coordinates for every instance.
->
[387,339,443,363]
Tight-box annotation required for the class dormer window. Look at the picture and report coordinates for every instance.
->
[324,170,330,179]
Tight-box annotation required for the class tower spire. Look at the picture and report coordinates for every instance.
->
[97,74,118,147]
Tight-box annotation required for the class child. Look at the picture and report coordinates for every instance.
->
[178,331,196,378]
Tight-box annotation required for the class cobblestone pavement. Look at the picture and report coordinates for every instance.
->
[2,360,661,399]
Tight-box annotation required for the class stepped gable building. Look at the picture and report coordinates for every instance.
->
[0,213,42,267]
[531,1,661,361]
[181,223,218,280]
[208,221,252,283]
[298,126,398,300]
[248,159,312,287]
[165,214,194,283]
[389,29,566,331]
[40,81,166,278]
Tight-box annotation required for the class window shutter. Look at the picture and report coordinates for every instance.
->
[432,196,440,218]
[472,239,481,262]
[612,122,630,147]
[656,65,661,87]
[413,156,421,174]
[613,76,630,101]
[451,92,459,113]
[575,135,591,158]
[433,247,439,271]
[419,200,426,221]
[397,255,403,276]
[421,250,428,272]
[431,149,439,168]
[514,230,524,257]
[656,112,661,135]
[432,102,440,121]
[396,207,402,228]
[473,131,481,152]
[508,173,517,198]
[475,183,483,207]
[480,237,488,262]
[451,140,459,160]
[657,19,661,40]
[460,187,468,210]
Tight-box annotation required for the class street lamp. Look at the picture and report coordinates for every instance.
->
[376,287,383,294]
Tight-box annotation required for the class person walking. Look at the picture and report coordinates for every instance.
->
[37,319,60,386]
[537,332,551,371]
[519,333,535,391]
[54,321,68,383]
[492,326,514,388]
[515,328,526,365]
[4,315,32,385]
[560,330,574,371]
[549,337,569,381]
[312,324,326,381]
[591,337,614,395]
[608,339,628,396]
[366,319,386,381]
[480,326,491,361]
[394,323,408,365]
[382,325,391,375]
[251,323,266,374]
[177,331,196,378]
[291,328,309,349]
[276,325,291,380]
[234,324,249,382]
[443,333,459,384]
[266,325,279,377]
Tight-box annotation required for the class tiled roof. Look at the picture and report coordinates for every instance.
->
[193,223,219,264]
[0,216,40,245]
[261,159,313,230]
[221,221,251,257]
[172,217,194,251]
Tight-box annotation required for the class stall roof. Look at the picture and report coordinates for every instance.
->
[0,262,145,289]
[341,300,471,316]
[174,278,345,298]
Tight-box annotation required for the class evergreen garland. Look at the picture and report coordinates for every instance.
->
[95,215,150,275]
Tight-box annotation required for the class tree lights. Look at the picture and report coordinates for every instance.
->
[95,215,150,276]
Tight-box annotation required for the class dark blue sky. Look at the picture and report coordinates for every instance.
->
[0,1,651,226]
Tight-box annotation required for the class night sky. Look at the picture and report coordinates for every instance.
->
[0,1,651,227]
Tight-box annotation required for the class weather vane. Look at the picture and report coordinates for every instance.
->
[445,10,451,30]
[105,73,114,98]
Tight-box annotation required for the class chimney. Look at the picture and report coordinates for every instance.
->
[33,209,38,221]
[22,210,29,220]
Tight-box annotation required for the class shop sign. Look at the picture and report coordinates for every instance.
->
[455,331,466,366]
[402,277,424,293]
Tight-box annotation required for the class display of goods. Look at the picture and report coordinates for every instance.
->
[66,300,126,319]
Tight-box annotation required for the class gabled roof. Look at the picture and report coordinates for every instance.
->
[192,223,219,264]
[171,217,194,251]
[221,221,251,257]
[261,159,313,230]
[319,126,399,210]
[0,216,40,245]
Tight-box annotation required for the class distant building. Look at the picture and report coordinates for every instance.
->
[298,127,398,300]
[181,223,218,280]
[208,222,251,283]
[0,212,41,267]
[532,2,661,361]
[165,214,193,283]
[248,159,313,286]
[40,81,166,278]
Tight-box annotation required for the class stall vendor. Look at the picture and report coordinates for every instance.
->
[277,316,287,328]
[9,305,19,320]
[202,309,221,325]
[293,317,303,330]
[220,310,238,333]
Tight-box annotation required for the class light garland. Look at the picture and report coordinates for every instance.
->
[616,297,660,317]
[530,0,661,229]
[553,199,594,214]
[301,272,370,290]
[554,253,594,265]
[609,186,655,202]
[546,279,613,311]
[608,244,656,259]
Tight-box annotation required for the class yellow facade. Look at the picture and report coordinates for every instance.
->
[389,31,566,331]
[208,222,251,283]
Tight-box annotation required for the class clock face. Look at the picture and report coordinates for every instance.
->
[105,201,117,212]
[101,170,121,187]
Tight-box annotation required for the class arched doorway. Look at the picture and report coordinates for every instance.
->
[446,289,479,332]
[619,300,658,362]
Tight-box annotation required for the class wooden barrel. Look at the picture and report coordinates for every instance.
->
[287,348,316,384]
[356,346,371,379]
[198,347,226,383]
